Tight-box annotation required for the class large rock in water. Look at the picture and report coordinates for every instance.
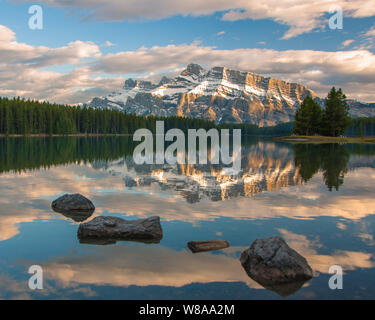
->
[51,194,95,221]
[240,236,313,297]
[77,216,163,244]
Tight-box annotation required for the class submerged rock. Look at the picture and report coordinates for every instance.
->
[187,240,230,253]
[77,216,163,244]
[240,236,313,296]
[51,194,95,221]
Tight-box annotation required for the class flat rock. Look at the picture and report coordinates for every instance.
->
[187,240,230,253]
[77,216,163,244]
[240,236,313,296]
[52,193,95,214]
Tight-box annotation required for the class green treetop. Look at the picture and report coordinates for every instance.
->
[321,87,351,137]
[293,95,322,136]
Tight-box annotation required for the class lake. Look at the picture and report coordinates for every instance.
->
[0,136,374,299]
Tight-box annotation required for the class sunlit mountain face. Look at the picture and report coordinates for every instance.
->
[1,137,375,299]
[90,64,375,127]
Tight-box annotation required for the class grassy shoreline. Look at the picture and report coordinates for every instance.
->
[274,135,375,144]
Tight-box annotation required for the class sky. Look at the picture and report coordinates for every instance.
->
[0,0,375,104]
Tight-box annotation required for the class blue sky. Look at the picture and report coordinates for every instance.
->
[0,0,375,103]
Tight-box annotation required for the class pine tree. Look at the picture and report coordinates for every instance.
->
[293,96,322,136]
[321,87,351,137]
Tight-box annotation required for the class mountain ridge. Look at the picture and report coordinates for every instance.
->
[90,63,375,126]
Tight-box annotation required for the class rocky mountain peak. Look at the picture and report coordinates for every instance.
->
[124,78,154,89]
[123,78,137,89]
[181,63,205,77]
[92,64,375,126]
[158,76,171,86]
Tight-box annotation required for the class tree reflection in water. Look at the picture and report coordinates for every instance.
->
[293,144,350,191]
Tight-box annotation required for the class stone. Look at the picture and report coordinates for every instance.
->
[187,240,230,253]
[240,236,313,296]
[77,216,163,244]
[51,194,95,217]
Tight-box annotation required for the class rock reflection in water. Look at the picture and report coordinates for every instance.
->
[55,210,94,223]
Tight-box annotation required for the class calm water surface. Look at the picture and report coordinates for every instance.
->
[0,137,374,299]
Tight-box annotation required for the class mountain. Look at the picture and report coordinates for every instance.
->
[90,63,375,126]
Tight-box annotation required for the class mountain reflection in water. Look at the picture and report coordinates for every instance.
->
[1,137,375,299]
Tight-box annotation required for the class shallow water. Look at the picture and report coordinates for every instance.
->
[0,137,374,299]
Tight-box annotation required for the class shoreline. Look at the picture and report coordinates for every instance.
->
[274,135,375,144]
[0,133,134,138]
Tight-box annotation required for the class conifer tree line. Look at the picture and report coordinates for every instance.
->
[0,96,295,136]
[0,93,373,137]
[293,87,352,137]
[347,117,375,137]
[0,97,217,135]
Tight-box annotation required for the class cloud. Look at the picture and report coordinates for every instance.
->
[13,0,375,39]
[104,41,115,47]
[1,24,375,104]
[90,42,375,101]
[341,39,355,48]
[365,26,375,37]
[0,26,101,67]
[357,25,375,50]
[0,24,123,104]
[216,31,225,36]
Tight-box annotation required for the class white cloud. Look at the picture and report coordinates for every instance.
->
[355,25,375,50]
[341,39,355,48]
[216,31,225,36]
[0,25,101,67]
[104,41,115,47]
[91,42,375,101]
[0,24,123,104]
[365,26,375,37]
[1,24,375,104]
[14,0,375,39]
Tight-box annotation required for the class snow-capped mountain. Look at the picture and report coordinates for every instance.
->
[90,63,375,126]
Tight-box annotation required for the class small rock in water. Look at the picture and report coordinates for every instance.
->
[187,240,230,253]
[240,236,313,296]
[51,194,95,221]
[78,216,163,244]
